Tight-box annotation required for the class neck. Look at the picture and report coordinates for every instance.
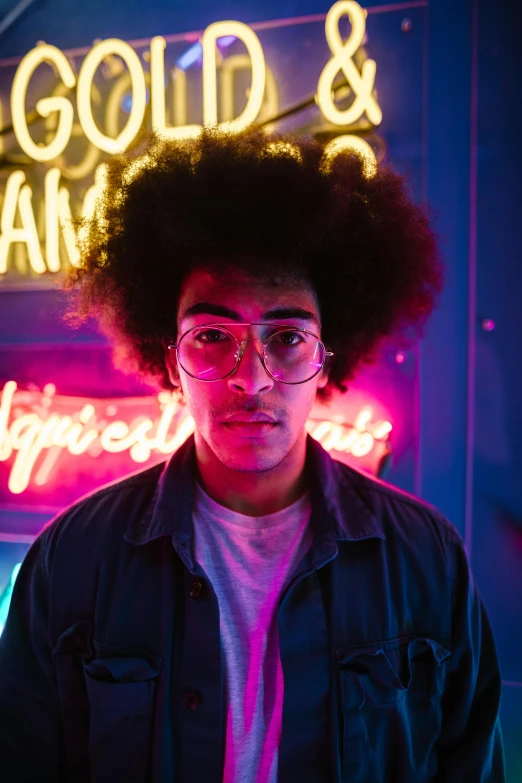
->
[194,432,309,516]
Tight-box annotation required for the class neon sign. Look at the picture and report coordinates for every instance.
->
[0,563,22,636]
[0,380,392,495]
[0,0,381,280]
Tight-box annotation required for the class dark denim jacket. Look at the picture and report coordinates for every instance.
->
[0,434,505,782]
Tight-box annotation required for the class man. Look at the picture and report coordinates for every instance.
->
[0,129,505,782]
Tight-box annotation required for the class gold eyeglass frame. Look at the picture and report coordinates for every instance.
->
[167,323,334,385]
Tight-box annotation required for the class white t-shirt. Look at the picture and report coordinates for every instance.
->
[192,480,313,783]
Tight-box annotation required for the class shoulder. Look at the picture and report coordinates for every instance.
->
[39,461,166,551]
[333,457,464,547]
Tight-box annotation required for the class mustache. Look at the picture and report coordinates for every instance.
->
[216,401,283,418]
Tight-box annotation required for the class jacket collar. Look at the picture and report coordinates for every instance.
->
[124,433,386,554]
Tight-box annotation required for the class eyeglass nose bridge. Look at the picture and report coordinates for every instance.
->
[233,337,270,370]
[234,336,266,353]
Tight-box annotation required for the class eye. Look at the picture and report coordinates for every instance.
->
[194,328,230,343]
[274,330,305,346]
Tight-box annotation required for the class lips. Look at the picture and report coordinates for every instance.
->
[222,411,279,438]
[225,413,277,423]
[224,421,278,437]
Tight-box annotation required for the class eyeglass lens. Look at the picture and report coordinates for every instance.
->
[178,326,325,383]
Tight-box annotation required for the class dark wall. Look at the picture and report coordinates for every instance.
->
[472,0,522,778]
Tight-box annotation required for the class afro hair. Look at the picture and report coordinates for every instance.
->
[64,127,443,402]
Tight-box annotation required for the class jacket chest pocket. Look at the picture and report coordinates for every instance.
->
[336,635,451,783]
[84,642,162,783]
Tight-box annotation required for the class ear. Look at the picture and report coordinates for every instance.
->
[316,366,330,389]
[315,346,333,389]
[165,345,181,388]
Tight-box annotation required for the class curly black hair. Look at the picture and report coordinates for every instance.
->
[64,127,443,402]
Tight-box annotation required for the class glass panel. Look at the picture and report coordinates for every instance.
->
[179,327,237,379]
[266,330,323,382]
[0,541,31,637]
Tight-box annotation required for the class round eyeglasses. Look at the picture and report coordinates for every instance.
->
[167,323,334,385]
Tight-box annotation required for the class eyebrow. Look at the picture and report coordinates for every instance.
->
[180,302,320,325]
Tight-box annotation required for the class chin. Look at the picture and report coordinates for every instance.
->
[225,461,284,474]
[210,437,288,472]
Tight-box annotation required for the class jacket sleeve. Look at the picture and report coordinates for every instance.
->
[0,532,63,781]
[435,524,506,782]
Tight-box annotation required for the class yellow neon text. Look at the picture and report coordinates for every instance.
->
[202,20,266,134]
[77,38,147,154]
[6,0,379,167]
[11,43,76,162]
[10,21,270,157]
[322,134,377,177]
[316,0,382,127]
[0,129,374,276]
[0,163,107,275]
[220,55,278,132]
[150,36,201,140]
[2,1,383,277]
[44,167,69,271]
[0,171,46,274]
[45,77,102,181]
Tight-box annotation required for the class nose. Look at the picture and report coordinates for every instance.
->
[227,339,274,395]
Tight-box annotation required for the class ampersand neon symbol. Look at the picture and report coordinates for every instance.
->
[317,0,382,127]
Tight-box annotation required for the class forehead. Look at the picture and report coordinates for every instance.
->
[177,268,321,326]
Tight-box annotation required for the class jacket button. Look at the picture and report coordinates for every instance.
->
[189,580,204,599]
[184,691,200,710]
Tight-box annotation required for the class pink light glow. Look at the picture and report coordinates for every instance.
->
[0,381,393,495]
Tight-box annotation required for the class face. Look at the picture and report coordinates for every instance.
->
[167,267,330,474]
